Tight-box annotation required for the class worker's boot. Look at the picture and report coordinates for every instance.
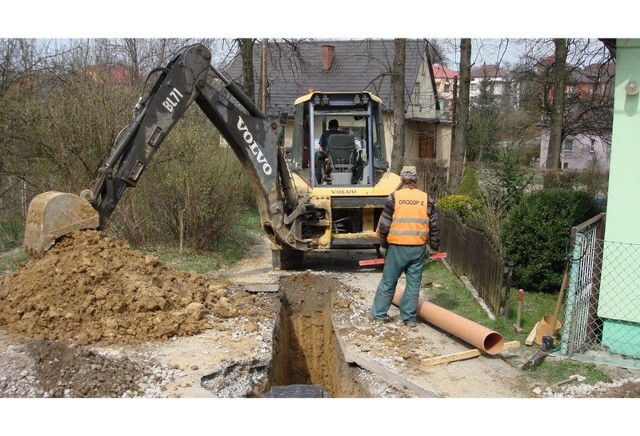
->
[368,313,393,323]
[403,319,418,328]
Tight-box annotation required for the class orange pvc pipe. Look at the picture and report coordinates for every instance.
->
[393,289,504,355]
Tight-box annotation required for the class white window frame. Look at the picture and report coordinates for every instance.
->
[563,137,574,152]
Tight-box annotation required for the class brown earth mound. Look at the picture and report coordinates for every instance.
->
[0,230,275,346]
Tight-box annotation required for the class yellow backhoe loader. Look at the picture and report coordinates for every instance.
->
[24,43,401,269]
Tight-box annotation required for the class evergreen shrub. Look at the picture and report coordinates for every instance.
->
[457,167,482,199]
[500,188,602,293]
[435,194,484,223]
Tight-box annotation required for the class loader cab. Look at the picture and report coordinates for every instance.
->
[289,91,389,187]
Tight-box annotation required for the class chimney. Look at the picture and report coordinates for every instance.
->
[322,45,335,72]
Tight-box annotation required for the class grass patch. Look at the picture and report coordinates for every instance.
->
[421,259,615,384]
[422,261,488,322]
[143,209,263,274]
[526,359,612,386]
[495,290,560,343]
[0,247,29,275]
[424,260,561,342]
[152,249,222,274]
[215,209,262,264]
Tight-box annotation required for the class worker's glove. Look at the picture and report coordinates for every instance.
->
[379,238,388,257]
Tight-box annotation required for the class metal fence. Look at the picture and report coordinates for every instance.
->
[560,213,640,365]
[439,210,506,316]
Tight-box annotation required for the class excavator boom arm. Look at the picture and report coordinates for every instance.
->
[24,43,310,258]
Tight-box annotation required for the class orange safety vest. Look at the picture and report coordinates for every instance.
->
[387,188,430,245]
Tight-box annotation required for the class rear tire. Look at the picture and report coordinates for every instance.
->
[272,249,304,270]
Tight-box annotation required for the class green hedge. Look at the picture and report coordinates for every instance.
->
[500,188,602,293]
[435,194,484,223]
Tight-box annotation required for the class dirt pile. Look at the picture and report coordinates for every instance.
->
[0,230,275,346]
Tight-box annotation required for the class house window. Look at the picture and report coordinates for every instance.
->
[590,138,596,153]
[414,82,421,104]
[563,138,574,151]
[562,162,569,169]
[444,82,450,93]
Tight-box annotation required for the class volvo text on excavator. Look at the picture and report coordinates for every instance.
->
[23,43,403,269]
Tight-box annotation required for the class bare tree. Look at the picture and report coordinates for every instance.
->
[544,38,568,186]
[514,38,613,153]
[448,38,471,192]
[238,38,256,103]
[390,38,406,174]
[425,39,448,66]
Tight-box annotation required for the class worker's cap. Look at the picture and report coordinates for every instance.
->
[400,166,418,179]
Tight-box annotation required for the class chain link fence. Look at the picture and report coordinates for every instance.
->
[560,213,640,366]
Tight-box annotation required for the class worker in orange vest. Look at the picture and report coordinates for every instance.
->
[370,166,440,328]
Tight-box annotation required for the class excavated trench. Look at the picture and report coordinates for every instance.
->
[264,280,371,398]
[201,273,372,398]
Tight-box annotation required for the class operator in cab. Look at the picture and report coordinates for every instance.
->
[315,119,347,184]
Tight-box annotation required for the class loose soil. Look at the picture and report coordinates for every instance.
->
[0,230,275,346]
[1,229,639,402]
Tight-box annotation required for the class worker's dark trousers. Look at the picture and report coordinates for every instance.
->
[315,151,328,184]
[370,244,426,322]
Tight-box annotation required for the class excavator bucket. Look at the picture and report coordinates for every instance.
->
[23,191,100,258]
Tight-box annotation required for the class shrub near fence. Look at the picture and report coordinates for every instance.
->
[439,210,506,316]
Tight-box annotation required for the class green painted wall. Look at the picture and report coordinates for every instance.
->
[600,39,640,355]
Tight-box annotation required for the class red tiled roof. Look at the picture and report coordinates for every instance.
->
[432,63,458,79]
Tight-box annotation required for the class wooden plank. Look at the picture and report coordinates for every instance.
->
[422,340,520,367]
[525,322,539,346]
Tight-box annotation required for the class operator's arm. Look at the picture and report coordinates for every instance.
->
[376,192,396,247]
[427,197,440,252]
[319,131,329,150]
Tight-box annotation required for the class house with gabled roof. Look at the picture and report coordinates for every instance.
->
[223,39,452,172]
[470,63,512,103]
[431,63,458,120]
